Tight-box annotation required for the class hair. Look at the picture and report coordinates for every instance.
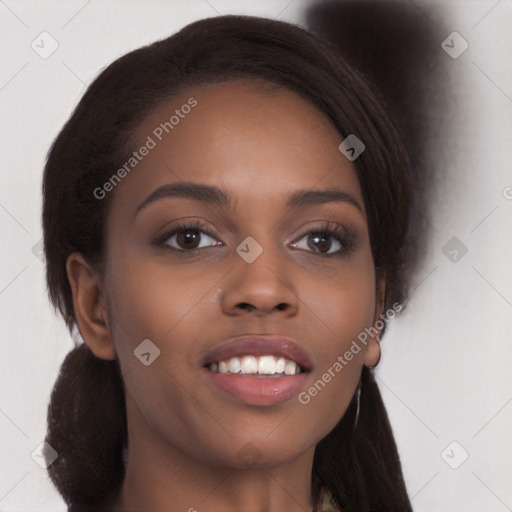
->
[43,14,413,512]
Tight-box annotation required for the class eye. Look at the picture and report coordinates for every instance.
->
[154,220,355,256]
[155,222,223,251]
[291,222,353,256]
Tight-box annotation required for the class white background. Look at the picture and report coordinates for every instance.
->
[1,0,511,511]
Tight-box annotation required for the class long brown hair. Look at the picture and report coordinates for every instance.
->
[43,14,413,511]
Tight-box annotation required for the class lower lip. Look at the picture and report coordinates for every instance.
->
[203,368,308,405]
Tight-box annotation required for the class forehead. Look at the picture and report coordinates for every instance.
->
[108,79,364,221]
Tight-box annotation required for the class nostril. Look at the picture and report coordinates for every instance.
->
[235,302,290,312]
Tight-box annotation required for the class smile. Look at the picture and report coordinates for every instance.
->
[207,355,305,377]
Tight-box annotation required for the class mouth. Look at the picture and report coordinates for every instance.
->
[201,335,312,405]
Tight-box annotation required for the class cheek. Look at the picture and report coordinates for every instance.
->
[301,252,376,353]
[104,250,232,402]
[103,254,216,444]
[105,254,204,357]
[294,255,376,430]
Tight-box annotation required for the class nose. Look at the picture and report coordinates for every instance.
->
[220,242,299,317]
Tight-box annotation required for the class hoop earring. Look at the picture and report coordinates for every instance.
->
[353,379,362,431]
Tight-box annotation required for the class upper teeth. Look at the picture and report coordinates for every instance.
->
[208,355,303,376]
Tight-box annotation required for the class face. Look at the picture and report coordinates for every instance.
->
[96,79,382,469]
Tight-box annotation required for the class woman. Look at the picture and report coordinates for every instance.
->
[42,14,413,512]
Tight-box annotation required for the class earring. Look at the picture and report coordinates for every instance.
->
[353,380,362,431]
[71,325,84,347]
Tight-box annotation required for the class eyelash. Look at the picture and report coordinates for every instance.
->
[153,221,355,257]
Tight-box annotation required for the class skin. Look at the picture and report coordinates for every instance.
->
[67,79,384,512]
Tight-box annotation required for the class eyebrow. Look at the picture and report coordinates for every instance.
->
[133,181,363,219]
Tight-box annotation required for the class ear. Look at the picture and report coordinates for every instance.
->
[363,272,386,368]
[66,252,116,360]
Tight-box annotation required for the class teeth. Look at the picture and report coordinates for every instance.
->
[284,360,297,375]
[228,357,241,374]
[208,355,303,376]
[258,355,276,375]
[240,355,258,374]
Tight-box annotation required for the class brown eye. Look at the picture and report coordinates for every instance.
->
[156,222,222,251]
[295,231,342,255]
[175,228,202,249]
[290,222,354,257]
[306,232,341,254]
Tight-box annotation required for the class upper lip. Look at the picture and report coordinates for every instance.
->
[202,335,313,372]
